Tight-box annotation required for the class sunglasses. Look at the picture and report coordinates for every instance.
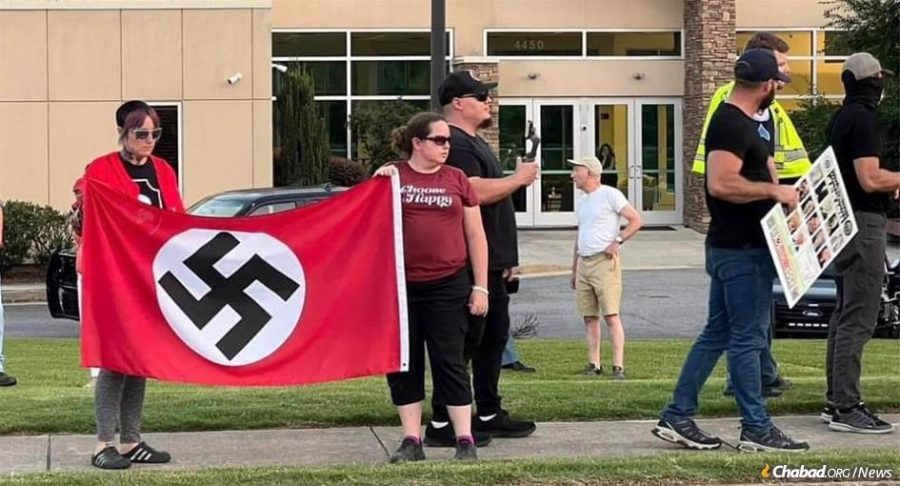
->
[423,136,452,146]
[460,92,490,102]
[132,128,163,141]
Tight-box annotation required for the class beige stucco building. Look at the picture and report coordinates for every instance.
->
[1,0,841,228]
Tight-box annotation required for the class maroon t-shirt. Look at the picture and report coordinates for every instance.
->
[396,161,480,283]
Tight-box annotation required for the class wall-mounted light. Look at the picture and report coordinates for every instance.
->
[527,72,541,80]
[271,63,288,73]
[632,72,645,80]
[227,73,243,85]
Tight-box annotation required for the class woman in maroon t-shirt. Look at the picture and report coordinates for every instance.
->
[375,112,488,462]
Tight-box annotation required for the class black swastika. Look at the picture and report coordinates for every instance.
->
[158,232,300,360]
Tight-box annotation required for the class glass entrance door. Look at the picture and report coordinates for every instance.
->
[498,98,682,227]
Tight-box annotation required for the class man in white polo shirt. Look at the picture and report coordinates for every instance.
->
[568,156,643,380]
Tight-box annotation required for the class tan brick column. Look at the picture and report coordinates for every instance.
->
[451,57,500,155]
[683,0,736,232]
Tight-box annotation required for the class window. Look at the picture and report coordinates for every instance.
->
[486,30,683,58]
[272,30,453,163]
[586,32,681,57]
[249,202,297,216]
[736,29,852,102]
[149,103,181,187]
[486,32,582,57]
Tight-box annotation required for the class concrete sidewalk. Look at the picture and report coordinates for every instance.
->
[1,414,896,475]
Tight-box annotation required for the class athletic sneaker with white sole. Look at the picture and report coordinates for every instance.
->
[737,425,809,452]
[829,403,895,434]
[820,404,835,423]
[652,418,722,450]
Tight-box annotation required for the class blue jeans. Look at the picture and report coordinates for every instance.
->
[0,274,5,373]
[662,246,775,433]
[501,335,519,366]
[724,312,779,392]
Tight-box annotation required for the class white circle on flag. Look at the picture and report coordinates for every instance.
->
[152,229,305,366]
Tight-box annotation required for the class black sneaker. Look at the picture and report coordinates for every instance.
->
[453,440,478,461]
[652,418,722,450]
[611,366,626,380]
[0,373,17,387]
[473,410,536,438]
[423,423,492,447]
[91,446,131,470]
[738,425,810,452]
[502,361,536,373]
[829,403,895,434]
[820,404,835,423]
[768,376,793,391]
[389,437,425,463]
[578,363,602,376]
[121,441,171,463]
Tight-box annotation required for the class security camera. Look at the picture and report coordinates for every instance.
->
[226,73,243,85]
[271,64,288,73]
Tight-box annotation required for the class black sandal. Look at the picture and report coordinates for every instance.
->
[92,446,131,470]
[121,441,171,464]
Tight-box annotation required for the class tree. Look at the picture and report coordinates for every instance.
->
[274,68,330,186]
[788,94,839,161]
[348,100,421,171]
[824,0,900,172]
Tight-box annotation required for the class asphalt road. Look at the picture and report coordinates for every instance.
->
[4,269,711,340]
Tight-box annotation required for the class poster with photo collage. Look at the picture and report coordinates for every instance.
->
[761,147,857,308]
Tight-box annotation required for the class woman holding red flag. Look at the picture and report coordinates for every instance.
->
[375,112,489,463]
[73,100,184,469]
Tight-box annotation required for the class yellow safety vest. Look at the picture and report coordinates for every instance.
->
[692,82,812,179]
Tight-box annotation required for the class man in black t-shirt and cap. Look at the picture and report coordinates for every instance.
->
[822,52,897,435]
[422,70,538,447]
[653,49,809,452]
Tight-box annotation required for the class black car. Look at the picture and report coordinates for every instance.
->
[46,185,344,321]
[772,257,900,339]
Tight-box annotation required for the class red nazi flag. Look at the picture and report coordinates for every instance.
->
[80,177,408,386]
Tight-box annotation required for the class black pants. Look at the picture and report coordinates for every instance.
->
[387,269,472,407]
[826,211,886,409]
[433,270,509,420]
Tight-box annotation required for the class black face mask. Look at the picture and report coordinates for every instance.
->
[759,83,776,112]
[845,76,884,108]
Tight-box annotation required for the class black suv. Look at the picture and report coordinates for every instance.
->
[772,256,900,339]
[46,185,344,321]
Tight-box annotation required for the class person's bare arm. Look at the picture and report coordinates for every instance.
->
[618,205,643,241]
[469,157,538,204]
[767,156,779,183]
[854,157,900,193]
[570,238,579,290]
[707,150,798,206]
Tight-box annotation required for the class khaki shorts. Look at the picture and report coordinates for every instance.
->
[575,252,622,317]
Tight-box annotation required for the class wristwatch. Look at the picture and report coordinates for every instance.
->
[615,236,624,245]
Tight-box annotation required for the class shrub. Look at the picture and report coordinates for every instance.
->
[328,156,369,187]
[0,201,73,274]
[348,100,421,171]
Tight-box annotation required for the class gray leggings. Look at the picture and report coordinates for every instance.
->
[94,370,146,443]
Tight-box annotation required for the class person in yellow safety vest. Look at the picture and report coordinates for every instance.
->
[693,33,812,185]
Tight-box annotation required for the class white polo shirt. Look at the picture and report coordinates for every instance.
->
[576,186,629,257]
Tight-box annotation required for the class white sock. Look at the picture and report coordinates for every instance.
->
[431,421,449,428]
[479,414,497,422]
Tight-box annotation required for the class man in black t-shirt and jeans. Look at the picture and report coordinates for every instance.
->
[423,70,539,446]
[653,49,809,452]
[823,52,897,435]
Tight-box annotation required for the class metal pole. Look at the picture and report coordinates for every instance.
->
[430,0,446,111]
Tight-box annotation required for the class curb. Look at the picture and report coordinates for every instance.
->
[3,288,45,304]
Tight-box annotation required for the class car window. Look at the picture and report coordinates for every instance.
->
[189,198,247,217]
[248,202,297,216]
[297,198,325,207]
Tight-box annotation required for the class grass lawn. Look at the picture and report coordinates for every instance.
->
[0,338,897,435]
[0,451,897,485]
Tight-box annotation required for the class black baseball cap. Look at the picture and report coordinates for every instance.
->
[115,100,151,127]
[735,48,791,83]
[438,70,498,106]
